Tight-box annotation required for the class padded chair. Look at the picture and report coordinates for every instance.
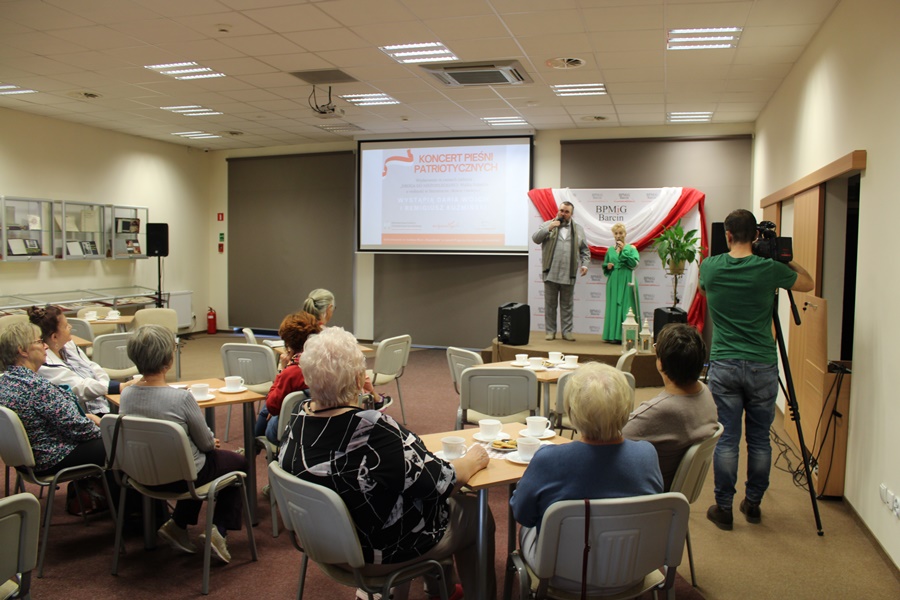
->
[100,415,258,595]
[132,308,182,380]
[76,306,116,337]
[615,348,638,373]
[0,492,40,600]
[551,371,635,438]
[504,492,690,600]
[0,314,28,332]
[0,406,115,578]
[366,335,412,425]
[92,332,139,381]
[257,390,309,538]
[669,422,724,586]
[459,367,539,430]
[446,347,484,429]
[220,343,277,442]
[268,462,450,600]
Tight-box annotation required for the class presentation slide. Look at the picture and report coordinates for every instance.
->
[358,136,532,253]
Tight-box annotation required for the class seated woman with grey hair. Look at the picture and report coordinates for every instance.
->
[301,288,335,326]
[120,325,248,564]
[279,326,493,600]
[510,362,663,590]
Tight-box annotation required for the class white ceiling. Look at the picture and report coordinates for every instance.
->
[0,0,839,150]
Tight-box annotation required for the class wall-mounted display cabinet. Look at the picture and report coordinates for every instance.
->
[59,200,106,260]
[1,196,57,262]
[111,205,148,259]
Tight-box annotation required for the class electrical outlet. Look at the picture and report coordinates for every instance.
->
[893,497,900,517]
[880,483,889,504]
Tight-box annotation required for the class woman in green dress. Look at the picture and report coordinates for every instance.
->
[602,223,641,342]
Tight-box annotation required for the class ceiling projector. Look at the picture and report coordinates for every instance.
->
[315,105,345,119]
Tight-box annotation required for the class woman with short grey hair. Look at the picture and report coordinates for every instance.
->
[302,288,335,325]
[120,325,247,564]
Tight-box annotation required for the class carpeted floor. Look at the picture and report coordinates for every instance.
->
[5,332,898,599]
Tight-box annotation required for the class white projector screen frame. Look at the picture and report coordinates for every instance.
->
[357,136,533,254]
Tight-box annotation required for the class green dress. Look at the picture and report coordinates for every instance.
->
[602,244,641,342]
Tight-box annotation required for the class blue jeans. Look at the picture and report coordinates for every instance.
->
[708,359,779,509]
[254,406,279,445]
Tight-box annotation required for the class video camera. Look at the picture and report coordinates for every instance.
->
[752,221,793,262]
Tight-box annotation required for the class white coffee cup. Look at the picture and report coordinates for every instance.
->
[84,310,98,321]
[517,437,541,461]
[441,436,468,460]
[132,374,143,382]
[528,356,543,369]
[526,416,552,437]
[565,354,579,366]
[478,419,502,440]
[548,351,563,363]
[223,376,244,391]
[107,310,121,319]
[190,383,210,400]
[515,353,528,364]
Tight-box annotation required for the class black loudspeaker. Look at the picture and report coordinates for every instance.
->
[498,303,530,345]
[711,222,727,256]
[147,223,169,257]
[653,307,687,341]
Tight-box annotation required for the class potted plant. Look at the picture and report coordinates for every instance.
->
[652,219,701,308]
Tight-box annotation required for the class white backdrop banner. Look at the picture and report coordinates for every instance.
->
[527,187,708,336]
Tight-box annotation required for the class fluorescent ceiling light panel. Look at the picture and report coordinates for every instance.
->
[668,111,713,122]
[339,93,399,106]
[172,130,221,139]
[161,105,223,116]
[482,116,527,127]
[667,27,742,50]
[551,83,606,97]
[379,42,458,64]
[0,82,37,95]
[145,61,226,80]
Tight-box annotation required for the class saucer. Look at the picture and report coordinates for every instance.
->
[434,451,464,461]
[472,431,510,443]
[192,394,215,402]
[506,451,533,466]
[218,386,248,394]
[525,365,547,372]
[518,429,556,440]
[509,361,529,367]
[557,363,579,370]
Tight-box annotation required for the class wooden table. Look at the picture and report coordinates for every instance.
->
[86,314,134,332]
[72,335,91,349]
[108,378,266,524]
[420,423,572,600]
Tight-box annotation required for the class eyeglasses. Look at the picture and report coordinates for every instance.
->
[32,338,45,346]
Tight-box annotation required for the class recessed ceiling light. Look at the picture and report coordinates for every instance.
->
[145,61,226,80]
[482,116,527,127]
[0,82,37,95]
[667,111,713,123]
[161,105,223,116]
[317,124,365,134]
[172,130,221,139]
[551,83,607,97]
[667,27,742,50]
[379,42,458,64]
[339,93,400,106]
[580,115,608,122]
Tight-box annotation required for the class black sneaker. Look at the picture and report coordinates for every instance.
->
[740,498,762,524]
[706,504,733,530]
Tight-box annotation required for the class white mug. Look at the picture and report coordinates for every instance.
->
[132,374,143,382]
[515,353,528,364]
[107,310,121,319]
[565,354,579,366]
[441,436,468,460]
[478,419,502,440]
[190,383,210,400]
[526,416,552,437]
[528,356,543,369]
[548,351,563,363]
[223,376,244,391]
[517,437,541,461]
[84,311,98,320]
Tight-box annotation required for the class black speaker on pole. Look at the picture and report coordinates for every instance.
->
[711,222,727,256]
[498,303,530,345]
[147,223,169,257]
[653,307,688,341]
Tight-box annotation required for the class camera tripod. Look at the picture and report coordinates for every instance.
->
[773,288,824,535]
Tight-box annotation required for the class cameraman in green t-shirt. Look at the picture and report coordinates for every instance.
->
[699,209,813,530]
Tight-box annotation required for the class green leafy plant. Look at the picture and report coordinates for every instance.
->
[652,219,701,307]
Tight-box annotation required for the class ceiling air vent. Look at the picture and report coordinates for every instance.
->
[421,60,533,87]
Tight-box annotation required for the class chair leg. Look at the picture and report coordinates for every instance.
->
[396,379,406,425]
[224,405,233,442]
[37,484,56,578]
[242,480,259,561]
[685,526,696,586]
[111,485,129,575]
[297,553,308,600]
[202,495,217,595]
[175,344,182,381]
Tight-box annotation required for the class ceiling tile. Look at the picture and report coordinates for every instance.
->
[503,11,585,37]
[48,26,145,51]
[242,4,341,33]
[318,0,417,27]
[3,31,90,55]
[741,24,821,47]
[1,1,94,30]
[582,5,664,31]
[219,34,305,57]
[665,1,753,29]
[402,0,494,20]
[281,29,369,52]
[589,30,663,52]
[132,0,230,18]
[257,53,334,72]
[110,19,209,45]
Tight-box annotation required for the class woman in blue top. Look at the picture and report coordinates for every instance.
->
[510,363,663,591]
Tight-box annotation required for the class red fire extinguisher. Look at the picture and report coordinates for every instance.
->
[207,307,217,335]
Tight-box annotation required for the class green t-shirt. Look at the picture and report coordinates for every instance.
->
[699,254,798,363]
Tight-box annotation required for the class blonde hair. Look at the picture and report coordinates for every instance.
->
[564,362,633,442]
[611,223,626,235]
[0,322,41,369]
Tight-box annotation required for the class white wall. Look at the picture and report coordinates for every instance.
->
[0,106,212,327]
[753,0,900,567]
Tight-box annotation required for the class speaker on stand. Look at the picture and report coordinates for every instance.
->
[498,303,530,345]
[147,223,169,308]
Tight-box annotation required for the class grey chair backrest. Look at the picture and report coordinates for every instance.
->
[372,335,411,378]
[277,390,310,443]
[532,492,689,589]
[67,317,94,342]
[0,492,40,598]
[669,422,724,498]
[220,343,277,387]
[76,306,116,336]
[242,328,258,345]
[460,367,538,417]
[92,333,136,370]
[0,406,37,470]
[100,415,198,487]
[446,347,483,395]
[268,462,366,568]
[132,308,178,333]
[615,348,638,373]
[0,314,28,332]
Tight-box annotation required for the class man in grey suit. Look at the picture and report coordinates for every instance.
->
[532,201,590,341]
